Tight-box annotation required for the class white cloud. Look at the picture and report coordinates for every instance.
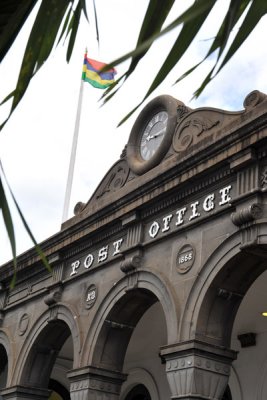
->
[0,0,267,264]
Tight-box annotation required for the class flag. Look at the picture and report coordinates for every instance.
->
[82,55,117,89]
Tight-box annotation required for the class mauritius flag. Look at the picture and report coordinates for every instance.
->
[82,55,117,89]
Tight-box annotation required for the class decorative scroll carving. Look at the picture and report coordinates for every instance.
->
[234,214,267,256]
[231,204,263,226]
[120,145,127,159]
[95,160,130,199]
[74,202,86,215]
[120,250,142,291]
[74,160,130,215]
[243,90,267,109]
[177,105,191,120]
[173,113,220,153]
[161,340,236,400]
[120,255,141,273]
[44,286,62,306]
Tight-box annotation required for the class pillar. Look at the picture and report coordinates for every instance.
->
[0,386,50,400]
[160,340,237,400]
[68,365,127,400]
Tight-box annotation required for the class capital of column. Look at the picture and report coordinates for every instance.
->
[0,385,51,400]
[160,340,237,400]
[67,365,127,400]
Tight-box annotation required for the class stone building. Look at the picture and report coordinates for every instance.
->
[0,91,267,399]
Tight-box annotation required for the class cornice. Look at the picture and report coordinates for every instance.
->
[1,91,267,282]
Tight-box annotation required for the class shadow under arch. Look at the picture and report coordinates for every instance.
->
[82,269,179,370]
[0,330,11,390]
[12,303,81,386]
[179,225,267,347]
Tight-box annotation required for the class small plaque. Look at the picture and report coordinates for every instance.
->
[84,285,97,309]
[176,244,195,274]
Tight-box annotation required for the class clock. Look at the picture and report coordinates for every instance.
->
[127,95,179,175]
[140,110,168,161]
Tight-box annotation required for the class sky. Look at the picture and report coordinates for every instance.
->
[0,0,267,265]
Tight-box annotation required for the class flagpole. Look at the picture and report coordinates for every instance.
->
[62,76,84,223]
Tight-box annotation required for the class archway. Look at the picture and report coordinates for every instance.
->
[83,269,179,369]
[120,302,171,399]
[180,230,267,348]
[194,249,267,347]
[73,273,176,400]
[170,231,267,399]
[230,269,267,399]
[124,384,151,400]
[20,319,73,398]
[0,345,8,396]
[48,378,71,400]
[92,288,158,370]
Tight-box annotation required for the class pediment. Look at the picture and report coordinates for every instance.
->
[63,90,267,228]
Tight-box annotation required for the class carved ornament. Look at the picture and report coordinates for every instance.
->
[74,160,130,216]
[173,113,220,153]
[231,204,263,227]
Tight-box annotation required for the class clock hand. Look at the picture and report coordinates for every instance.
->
[146,134,153,142]
[147,128,166,140]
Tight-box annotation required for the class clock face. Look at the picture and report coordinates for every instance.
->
[126,95,180,175]
[140,111,168,160]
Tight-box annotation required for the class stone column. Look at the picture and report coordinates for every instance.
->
[67,365,127,400]
[0,386,50,400]
[160,340,237,400]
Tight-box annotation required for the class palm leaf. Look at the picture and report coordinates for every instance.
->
[12,0,70,109]
[0,0,38,62]
[192,0,267,98]
[216,0,267,75]
[0,0,87,131]
[66,1,82,62]
[126,0,175,76]
[102,0,221,108]
[0,162,51,286]
[0,173,17,287]
[92,0,99,43]
[111,0,216,122]
[173,0,251,86]
[142,0,216,102]
[57,4,73,45]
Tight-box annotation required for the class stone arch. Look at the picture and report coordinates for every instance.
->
[0,330,12,388]
[120,367,160,400]
[82,269,179,369]
[12,303,81,386]
[179,224,267,347]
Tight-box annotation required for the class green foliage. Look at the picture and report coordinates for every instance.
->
[0,0,89,130]
[1,0,267,127]
[105,0,267,123]
[0,163,51,287]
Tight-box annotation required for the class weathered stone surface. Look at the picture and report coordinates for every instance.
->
[0,91,267,400]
